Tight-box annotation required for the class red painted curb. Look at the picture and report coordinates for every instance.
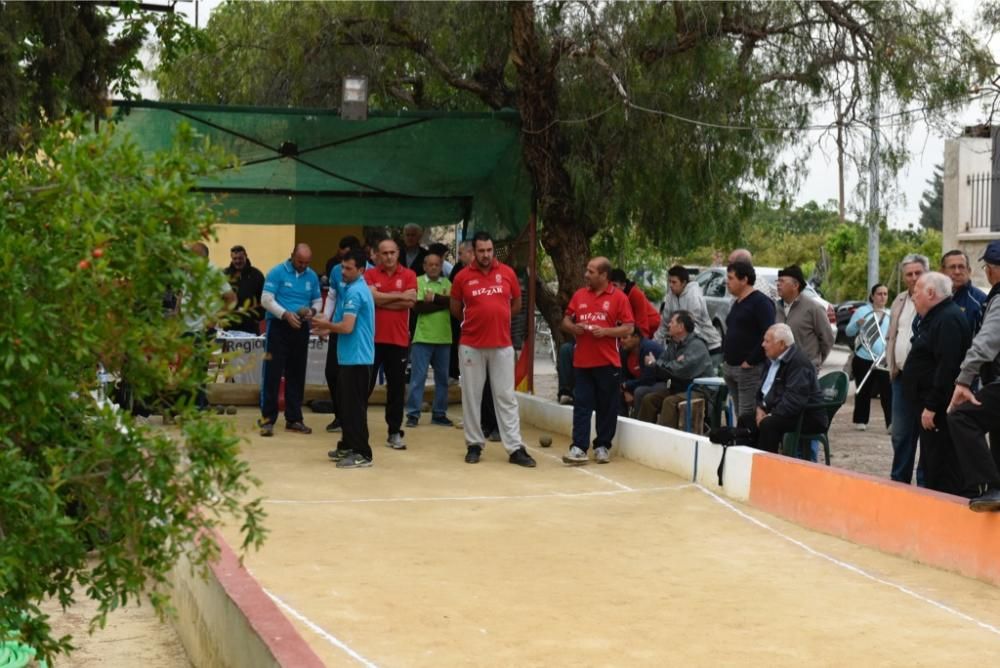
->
[208,530,326,667]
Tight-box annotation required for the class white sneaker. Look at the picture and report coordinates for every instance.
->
[558,394,573,405]
[386,432,407,450]
[562,446,588,465]
[594,446,611,464]
[853,423,867,431]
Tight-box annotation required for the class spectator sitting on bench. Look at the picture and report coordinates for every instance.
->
[620,325,664,417]
[635,310,714,429]
[743,323,828,454]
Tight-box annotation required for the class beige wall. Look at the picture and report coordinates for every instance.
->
[942,136,996,289]
[207,224,364,275]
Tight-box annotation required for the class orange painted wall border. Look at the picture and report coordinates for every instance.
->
[748,453,1000,586]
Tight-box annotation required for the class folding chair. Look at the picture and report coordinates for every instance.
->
[855,314,888,393]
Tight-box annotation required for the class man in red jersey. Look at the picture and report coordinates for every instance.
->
[560,257,635,465]
[450,231,536,467]
[609,269,660,338]
[365,238,417,450]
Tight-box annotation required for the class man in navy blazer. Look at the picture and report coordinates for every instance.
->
[747,323,828,454]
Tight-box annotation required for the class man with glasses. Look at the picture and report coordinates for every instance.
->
[942,249,988,333]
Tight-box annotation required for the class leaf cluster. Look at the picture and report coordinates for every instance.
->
[0,118,266,661]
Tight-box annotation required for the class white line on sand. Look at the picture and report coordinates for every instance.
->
[264,484,693,505]
[263,587,380,668]
[695,484,1000,637]
[524,443,634,491]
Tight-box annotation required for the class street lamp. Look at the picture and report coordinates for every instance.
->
[341,75,369,121]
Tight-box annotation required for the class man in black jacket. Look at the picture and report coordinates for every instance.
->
[746,323,828,454]
[223,245,265,334]
[905,272,972,495]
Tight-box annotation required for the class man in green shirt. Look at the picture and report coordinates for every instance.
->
[406,252,454,426]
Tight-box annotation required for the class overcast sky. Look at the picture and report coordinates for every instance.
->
[161,0,997,230]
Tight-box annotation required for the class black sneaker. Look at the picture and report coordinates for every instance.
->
[487,430,502,442]
[405,415,419,428]
[286,421,312,434]
[260,422,274,437]
[969,488,1000,512]
[328,441,353,461]
[431,415,454,427]
[325,419,342,433]
[465,445,482,464]
[336,452,373,469]
[509,447,536,468]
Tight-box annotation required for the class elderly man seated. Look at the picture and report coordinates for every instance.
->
[635,310,714,428]
[744,323,829,454]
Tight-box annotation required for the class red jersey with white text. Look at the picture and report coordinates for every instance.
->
[566,285,634,368]
[450,260,521,348]
[364,265,417,346]
[628,284,662,338]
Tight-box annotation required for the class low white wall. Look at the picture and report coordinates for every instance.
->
[516,392,753,501]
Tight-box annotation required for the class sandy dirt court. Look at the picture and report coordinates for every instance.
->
[217,406,1000,667]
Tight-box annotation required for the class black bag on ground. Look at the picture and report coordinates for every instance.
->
[310,399,334,414]
[708,427,753,486]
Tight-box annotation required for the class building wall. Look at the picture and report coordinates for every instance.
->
[207,224,363,277]
[942,136,994,289]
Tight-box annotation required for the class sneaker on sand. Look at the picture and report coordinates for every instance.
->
[558,394,573,405]
[286,421,312,434]
[386,432,407,450]
[969,488,1000,512]
[487,430,502,442]
[431,415,454,427]
[853,423,867,431]
[260,422,274,437]
[562,446,589,465]
[509,447,537,468]
[326,419,342,433]
[327,447,354,461]
[405,415,419,428]
[594,446,611,464]
[465,445,482,464]
[336,452,373,469]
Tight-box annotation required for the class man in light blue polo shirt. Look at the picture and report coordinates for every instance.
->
[259,244,322,437]
[313,249,376,468]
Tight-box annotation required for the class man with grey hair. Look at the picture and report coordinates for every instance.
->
[885,253,929,484]
[744,323,827,454]
[903,271,972,494]
[948,240,1000,511]
[401,223,428,276]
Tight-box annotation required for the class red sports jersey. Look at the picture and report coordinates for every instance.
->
[566,285,634,368]
[628,284,662,338]
[450,260,521,348]
[364,265,418,346]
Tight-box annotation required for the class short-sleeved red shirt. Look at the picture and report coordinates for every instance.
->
[364,264,418,346]
[450,260,521,348]
[566,285,634,368]
[628,285,662,338]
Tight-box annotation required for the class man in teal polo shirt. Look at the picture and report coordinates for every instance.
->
[405,252,453,427]
[313,249,376,468]
[259,243,322,437]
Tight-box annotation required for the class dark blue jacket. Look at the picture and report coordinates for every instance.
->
[621,338,665,392]
[953,282,988,334]
[756,343,828,427]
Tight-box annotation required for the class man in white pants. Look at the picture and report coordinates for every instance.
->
[450,231,536,467]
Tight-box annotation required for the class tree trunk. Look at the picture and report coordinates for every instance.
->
[509,1,590,342]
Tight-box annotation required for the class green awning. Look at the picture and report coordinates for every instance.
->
[111,101,532,238]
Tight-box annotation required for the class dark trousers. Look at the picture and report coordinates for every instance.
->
[572,365,621,451]
[948,383,1000,492]
[260,320,310,424]
[746,412,828,455]
[324,333,340,418]
[338,364,372,460]
[181,330,211,411]
[921,412,964,496]
[368,343,408,436]
[449,316,462,380]
[851,356,891,427]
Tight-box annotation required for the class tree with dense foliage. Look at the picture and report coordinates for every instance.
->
[155,1,992,334]
[0,118,266,661]
[918,164,944,231]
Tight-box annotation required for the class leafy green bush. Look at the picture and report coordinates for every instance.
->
[0,118,265,661]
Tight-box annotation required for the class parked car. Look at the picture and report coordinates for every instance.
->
[687,266,838,341]
[834,300,867,346]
